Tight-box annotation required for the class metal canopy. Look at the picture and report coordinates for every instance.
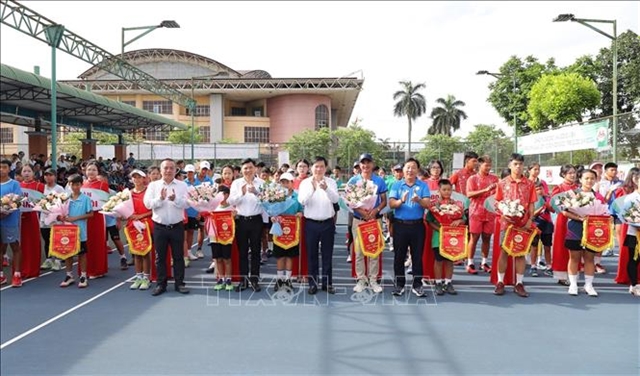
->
[0,63,188,134]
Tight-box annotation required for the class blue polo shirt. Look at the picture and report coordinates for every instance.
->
[389,179,431,220]
[0,179,22,227]
[347,174,388,220]
[68,193,92,241]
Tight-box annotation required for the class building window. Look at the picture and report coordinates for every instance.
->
[198,126,211,143]
[315,104,329,129]
[121,100,136,107]
[186,105,210,117]
[252,107,263,117]
[144,128,167,141]
[0,127,13,143]
[142,100,173,114]
[244,127,269,143]
[231,107,247,116]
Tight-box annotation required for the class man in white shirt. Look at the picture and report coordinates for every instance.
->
[143,158,190,296]
[228,158,265,292]
[298,156,339,295]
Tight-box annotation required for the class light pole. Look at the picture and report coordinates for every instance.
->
[553,14,618,163]
[477,70,518,153]
[121,21,180,58]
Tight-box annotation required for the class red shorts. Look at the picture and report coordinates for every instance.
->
[469,218,495,235]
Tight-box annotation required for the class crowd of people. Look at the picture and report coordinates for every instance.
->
[1,150,639,299]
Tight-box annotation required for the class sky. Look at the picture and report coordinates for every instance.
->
[1,1,638,143]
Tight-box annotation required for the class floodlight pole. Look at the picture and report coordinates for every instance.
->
[44,24,65,170]
[121,21,180,58]
[553,14,617,162]
[477,70,518,153]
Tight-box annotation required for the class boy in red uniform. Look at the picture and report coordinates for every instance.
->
[465,155,498,274]
[449,151,478,195]
[494,153,537,298]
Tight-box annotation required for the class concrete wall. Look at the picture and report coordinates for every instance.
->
[267,94,332,144]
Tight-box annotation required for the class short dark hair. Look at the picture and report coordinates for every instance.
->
[241,158,256,166]
[478,155,492,164]
[313,156,328,167]
[464,151,479,164]
[256,161,266,168]
[581,168,598,179]
[508,153,524,163]
[296,159,310,168]
[232,165,241,172]
[333,166,341,171]
[161,158,175,165]
[261,167,272,175]
[0,159,11,167]
[404,157,421,169]
[604,162,618,170]
[68,174,83,184]
[438,179,452,188]
[217,185,230,195]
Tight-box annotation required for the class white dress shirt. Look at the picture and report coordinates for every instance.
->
[298,176,339,221]
[143,178,189,225]
[228,177,265,217]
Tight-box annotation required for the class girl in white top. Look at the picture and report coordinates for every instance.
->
[39,168,66,271]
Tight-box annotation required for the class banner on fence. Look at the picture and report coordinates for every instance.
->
[518,120,609,155]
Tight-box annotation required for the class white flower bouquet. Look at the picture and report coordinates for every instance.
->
[552,190,608,217]
[186,183,223,212]
[33,192,70,225]
[496,198,528,227]
[612,196,640,226]
[100,189,134,219]
[1,193,27,215]
[342,180,378,212]
[428,198,464,225]
[258,182,295,236]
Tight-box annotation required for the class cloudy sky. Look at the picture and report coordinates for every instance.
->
[1,1,637,142]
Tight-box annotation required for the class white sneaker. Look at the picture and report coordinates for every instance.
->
[631,285,640,297]
[421,278,430,287]
[51,259,62,271]
[568,284,578,296]
[389,244,394,252]
[208,260,216,270]
[584,284,598,297]
[346,254,352,263]
[40,259,53,270]
[188,251,198,261]
[404,257,412,268]
[370,281,383,294]
[353,280,367,293]
[195,250,205,259]
[184,257,191,268]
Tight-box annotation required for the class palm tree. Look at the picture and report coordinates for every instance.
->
[393,81,427,159]
[428,94,468,136]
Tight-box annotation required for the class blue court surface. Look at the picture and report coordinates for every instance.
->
[1,226,638,375]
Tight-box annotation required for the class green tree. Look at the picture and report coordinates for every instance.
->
[334,125,385,168]
[428,94,468,136]
[527,72,601,129]
[415,134,463,174]
[167,126,203,144]
[393,81,427,159]
[592,30,640,159]
[285,127,331,162]
[464,124,514,170]
[486,55,558,135]
[59,131,119,159]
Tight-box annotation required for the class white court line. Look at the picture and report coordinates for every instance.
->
[0,281,126,350]
[0,271,53,292]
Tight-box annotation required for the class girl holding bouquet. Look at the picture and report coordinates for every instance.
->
[561,169,606,296]
[616,168,640,296]
[551,164,579,286]
[527,162,553,277]
[127,169,153,290]
[19,164,44,278]
[82,162,110,279]
[271,172,304,292]
[614,167,640,288]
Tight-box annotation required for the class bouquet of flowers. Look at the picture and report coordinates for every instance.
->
[341,180,378,213]
[551,190,608,217]
[495,198,528,227]
[100,189,134,219]
[612,196,640,226]
[258,182,295,236]
[1,193,27,215]
[186,183,223,212]
[33,191,71,225]
[427,198,464,225]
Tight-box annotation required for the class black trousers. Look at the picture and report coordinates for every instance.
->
[40,227,51,258]
[623,235,640,285]
[236,215,263,283]
[393,221,425,289]
[305,218,335,288]
[153,222,185,288]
